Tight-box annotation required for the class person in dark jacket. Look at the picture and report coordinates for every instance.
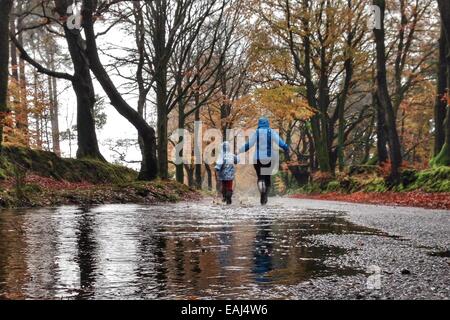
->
[238,117,289,205]
[215,142,239,205]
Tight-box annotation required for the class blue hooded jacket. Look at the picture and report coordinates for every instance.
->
[215,142,239,181]
[239,117,289,162]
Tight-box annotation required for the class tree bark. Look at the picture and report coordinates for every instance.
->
[33,69,43,149]
[176,99,185,184]
[9,7,18,82]
[9,5,23,144]
[185,165,195,188]
[205,164,212,191]
[54,1,104,161]
[0,0,13,151]
[373,0,403,183]
[132,1,150,173]
[194,108,202,189]
[435,27,447,157]
[153,0,170,180]
[50,63,61,156]
[435,0,450,166]
[47,70,60,156]
[16,2,29,144]
[375,93,388,164]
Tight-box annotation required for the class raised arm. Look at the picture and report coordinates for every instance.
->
[272,130,289,151]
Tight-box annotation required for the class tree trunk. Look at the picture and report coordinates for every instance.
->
[205,164,212,191]
[9,7,18,82]
[435,27,447,157]
[375,93,388,164]
[33,70,43,149]
[133,1,149,173]
[176,101,185,184]
[305,40,331,173]
[219,63,231,140]
[337,10,355,171]
[47,73,61,156]
[373,0,403,183]
[17,2,29,144]
[156,77,169,179]
[362,113,375,164]
[46,50,60,156]
[0,0,13,151]
[435,0,450,166]
[194,102,202,189]
[153,0,169,180]
[50,66,61,156]
[64,28,105,161]
[82,0,158,180]
[9,6,23,144]
[185,165,195,188]
[52,0,104,161]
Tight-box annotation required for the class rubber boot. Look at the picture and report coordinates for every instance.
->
[262,186,270,205]
[258,180,267,205]
[226,191,233,205]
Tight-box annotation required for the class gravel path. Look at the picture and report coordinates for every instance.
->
[272,197,450,300]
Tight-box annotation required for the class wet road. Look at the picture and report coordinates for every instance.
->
[0,198,448,300]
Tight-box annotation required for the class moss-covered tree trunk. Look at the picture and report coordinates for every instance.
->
[435,0,450,166]
[0,0,13,152]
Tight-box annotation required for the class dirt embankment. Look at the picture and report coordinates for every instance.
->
[0,146,200,209]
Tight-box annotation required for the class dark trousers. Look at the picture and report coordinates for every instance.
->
[221,180,233,193]
[254,161,272,188]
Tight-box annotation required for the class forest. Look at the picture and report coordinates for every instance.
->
[0,0,450,303]
[0,0,449,206]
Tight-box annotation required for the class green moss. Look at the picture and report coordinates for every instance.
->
[326,181,340,192]
[361,178,387,193]
[406,166,450,192]
[431,144,450,167]
[365,156,379,166]
[0,146,137,184]
[287,165,450,195]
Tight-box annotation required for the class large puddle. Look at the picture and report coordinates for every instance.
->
[0,201,387,299]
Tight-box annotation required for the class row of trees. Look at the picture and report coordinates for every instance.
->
[0,0,449,187]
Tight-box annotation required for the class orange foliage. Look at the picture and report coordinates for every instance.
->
[291,192,450,210]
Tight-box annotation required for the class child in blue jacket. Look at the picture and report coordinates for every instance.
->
[238,117,289,205]
[215,142,239,205]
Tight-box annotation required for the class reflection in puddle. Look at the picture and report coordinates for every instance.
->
[0,202,387,299]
